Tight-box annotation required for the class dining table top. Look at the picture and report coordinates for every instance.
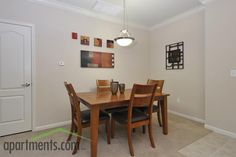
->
[77,89,170,106]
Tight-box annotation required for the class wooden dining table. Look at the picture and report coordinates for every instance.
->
[77,89,170,157]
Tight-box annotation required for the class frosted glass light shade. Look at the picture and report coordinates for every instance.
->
[114,29,135,47]
[115,37,133,47]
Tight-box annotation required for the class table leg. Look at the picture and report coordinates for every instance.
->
[161,96,168,135]
[90,105,99,157]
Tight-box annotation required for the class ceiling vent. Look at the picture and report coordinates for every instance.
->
[93,0,123,16]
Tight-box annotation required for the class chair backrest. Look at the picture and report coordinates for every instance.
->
[64,82,81,126]
[128,84,157,122]
[147,79,164,93]
[96,79,113,93]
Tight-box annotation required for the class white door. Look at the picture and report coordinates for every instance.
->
[0,22,32,136]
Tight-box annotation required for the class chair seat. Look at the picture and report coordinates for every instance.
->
[139,105,159,113]
[105,106,128,113]
[112,109,148,124]
[81,110,110,124]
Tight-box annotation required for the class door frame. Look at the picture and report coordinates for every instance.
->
[0,19,36,131]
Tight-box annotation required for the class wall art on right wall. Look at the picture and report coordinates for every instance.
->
[166,41,184,70]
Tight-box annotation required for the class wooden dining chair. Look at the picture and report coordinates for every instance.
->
[96,79,127,113]
[96,79,112,93]
[111,84,157,156]
[64,82,111,155]
[147,79,164,127]
[133,79,164,134]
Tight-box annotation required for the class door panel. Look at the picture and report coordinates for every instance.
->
[0,31,24,89]
[0,22,32,136]
[0,96,24,123]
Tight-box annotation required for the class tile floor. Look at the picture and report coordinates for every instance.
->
[179,132,236,157]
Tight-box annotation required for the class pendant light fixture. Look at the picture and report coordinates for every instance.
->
[114,0,135,47]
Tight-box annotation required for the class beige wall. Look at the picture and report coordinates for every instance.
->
[205,0,236,133]
[0,0,150,127]
[1,0,236,135]
[150,10,205,121]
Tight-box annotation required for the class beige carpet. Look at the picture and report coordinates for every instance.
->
[179,132,236,157]
[0,114,211,157]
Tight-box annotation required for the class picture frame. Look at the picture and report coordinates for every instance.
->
[166,42,184,70]
[81,35,90,45]
[107,40,114,48]
[81,50,114,68]
[94,38,102,47]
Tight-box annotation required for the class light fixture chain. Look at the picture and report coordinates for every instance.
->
[123,0,126,30]
[125,0,128,30]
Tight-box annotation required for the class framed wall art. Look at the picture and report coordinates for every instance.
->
[94,38,102,47]
[81,50,114,68]
[107,40,114,48]
[166,41,184,70]
[71,32,78,40]
[80,35,90,45]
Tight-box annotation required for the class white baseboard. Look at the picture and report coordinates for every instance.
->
[168,110,205,123]
[33,120,71,131]
[205,124,236,139]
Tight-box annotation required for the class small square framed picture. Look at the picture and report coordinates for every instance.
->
[81,35,90,45]
[107,40,114,48]
[71,32,78,40]
[94,38,102,47]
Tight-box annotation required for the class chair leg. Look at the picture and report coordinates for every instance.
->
[67,123,75,141]
[148,124,155,148]
[105,120,111,144]
[142,125,146,134]
[72,128,82,155]
[157,103,162,127]
[111,118,115,138]
[127,127,134,156]
[132,128,136,133]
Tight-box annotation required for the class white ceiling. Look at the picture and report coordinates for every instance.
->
[31,0,204,28]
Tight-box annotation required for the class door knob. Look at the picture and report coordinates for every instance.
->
[22,83,31,87]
